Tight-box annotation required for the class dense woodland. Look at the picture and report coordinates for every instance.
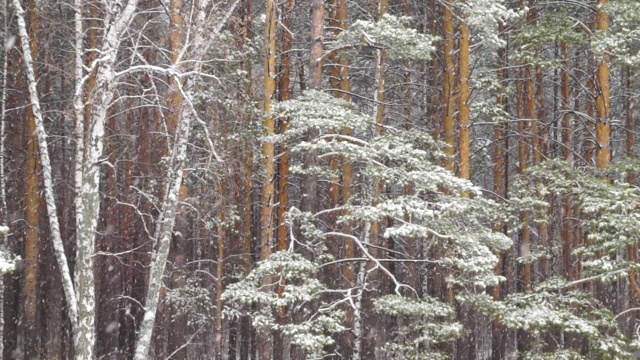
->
[1,0,640,359]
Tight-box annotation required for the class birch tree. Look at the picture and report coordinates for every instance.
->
[11,0,79,355]
[13,0,142,357]
[133,0,239,356]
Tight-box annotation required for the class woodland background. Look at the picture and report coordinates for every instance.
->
[0,0,640,359]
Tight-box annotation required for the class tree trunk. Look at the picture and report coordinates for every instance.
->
[560,40,574,280]
[300,0,324,215]
[491,22,508,360]
[442,1,455,172]
[11,2,79,356]
[23,0,40,356]
[0,0,8,353]
[240,1,255,359]
[457,7,470,183]
[257,0,277,358]
[595,0,610,169]
[133,86,193,360]
[625,65,637,332]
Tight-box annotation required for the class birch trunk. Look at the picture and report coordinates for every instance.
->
[133,100,192,359]
[134,0,225,356]
[11,0,79,347]
[75,2,140,358]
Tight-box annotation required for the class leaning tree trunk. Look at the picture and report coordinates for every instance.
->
[133,99,193,360]
[11,0,79,352]
[134,0,245,357]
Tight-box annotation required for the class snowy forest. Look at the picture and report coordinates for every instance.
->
[2,0,640,358]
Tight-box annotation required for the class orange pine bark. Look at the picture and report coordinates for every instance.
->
[23,0,40,356]
[257,0,277,358]
[595,0,610,169]
[276,0,294,253]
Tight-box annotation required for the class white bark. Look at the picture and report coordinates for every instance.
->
[72,0,84,261]
[353,260,364,360]
[12,0,79,341]
[73,1,141,358]
[133,0,237,356]
[15,0,141,357]
[351,221,371,360]
[133,82,193,360]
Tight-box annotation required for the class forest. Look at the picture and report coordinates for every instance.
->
[0,0,640,359]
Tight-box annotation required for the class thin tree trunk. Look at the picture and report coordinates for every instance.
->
[625,65,637,330]
[275,1,294,357]
[76,1,141,357]
[595,0,610,169]
[166,1,190,355]
[134,0,232,356]
[277,0,293,253]
[363,1,388,357]
[215,196,226,360]
[23,0,40,356]
[257,0,277,358]
[133,85,193,360]
[13,0,79,330]
[300,0,324,215]
[326,0,343,289]
[536,65,550,279]
[492,22,508,360]
[333,0,356,351]
[584,61,596,166]
[560,40,574,280]
[442,1,455,172]
[457,7,470,183]
[0,0,8,353]
[240,1,255,358]
[519,0,535,293]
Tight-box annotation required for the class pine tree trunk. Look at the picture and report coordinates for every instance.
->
[625,65,637,334]
[240,1,255,358]
[257,0,277,358]
[277,0,293,254]
[326,1,356,355]
[442,1,455,172]
[560,41,574,280]
[492,22,508,359]
[457,10,470,183]
[595,0,610,169]
[23,1,40,356]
